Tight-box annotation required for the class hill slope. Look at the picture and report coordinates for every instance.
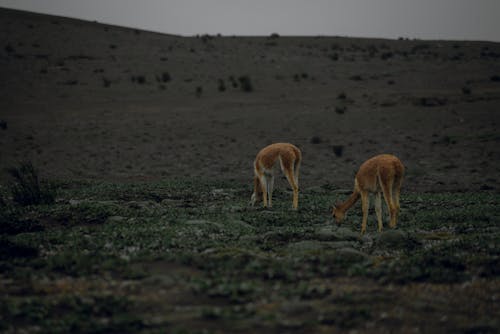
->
[1,7,500,191]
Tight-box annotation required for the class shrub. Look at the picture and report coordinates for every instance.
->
[310,136,322,144]
[196,86,203,97]
[332,145,344,157]
[102,77,111,88]
[490,75,500,82]
[238,76,253,92]
[6,161,55,206]
[217,79,226,92]
[161,72,171,82]
[335,105,347,114]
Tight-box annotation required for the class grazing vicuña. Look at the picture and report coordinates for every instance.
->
[332,154,404,234]
[250,143,301,209]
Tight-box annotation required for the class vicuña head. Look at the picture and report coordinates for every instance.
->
[250,143,301,210]
[332,154,405,234]
[332,202,345,224]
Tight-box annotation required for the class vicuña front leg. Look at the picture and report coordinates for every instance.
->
[284,169,299,210]
[260,175,268,208]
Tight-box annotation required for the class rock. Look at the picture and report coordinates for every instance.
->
[375,230,421,249]
[106,216,127,223]
[227,219,254,232]
[184,219,223,229]
[327,241,359,249]
[280,301,313,316]
[287,240,327,253]
[335,247,370,263]
[315,226,360,241]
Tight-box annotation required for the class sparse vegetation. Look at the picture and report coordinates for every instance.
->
[131,75,146,84]
[0,179,498,333]
[415,97,448,107]
[6,161,55,206]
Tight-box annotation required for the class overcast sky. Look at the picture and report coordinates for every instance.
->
[1,0,499,41]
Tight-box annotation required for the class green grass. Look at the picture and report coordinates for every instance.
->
[1,179,499,333]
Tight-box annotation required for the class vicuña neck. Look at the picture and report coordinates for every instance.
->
[337,191,360,213]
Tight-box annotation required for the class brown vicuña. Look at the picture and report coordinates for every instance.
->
[250,143,301,209]
[332,154,405,234]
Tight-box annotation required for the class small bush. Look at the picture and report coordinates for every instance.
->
[335,105,347,114]
[217,79,226,92]
[161,72,171,82]
[310,136,322,144]
[238,76,253,92]
[0,120,6,130]
[196,86,203,97]
[6,162,55,206]
[102,77,111,88]
[490,75,500,82]
[332,145,344,157]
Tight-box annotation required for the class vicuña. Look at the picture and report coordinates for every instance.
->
[250,143,301,209]
[332,154,404,234]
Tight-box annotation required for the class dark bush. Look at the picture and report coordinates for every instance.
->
[335,105,347,114]
[332,145,344,157]
[217,79,226,92]
[6,161,55,206]
[102,77,111,88]
[161,72,171,82]
[0,120,6,130]
[310,136,322,144]
[196,86,203,97]
[490,75,500,82]
[238,76,253,92]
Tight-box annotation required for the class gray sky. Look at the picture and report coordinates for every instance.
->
[1,0,499,41]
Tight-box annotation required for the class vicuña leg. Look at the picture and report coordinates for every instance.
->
[375,192,383,232]
[392,176,403,227]
[267,174,275,208]
[284,168,299,210]
[260,174,268,208]
[380,178,397,228]
[360,191,370,234]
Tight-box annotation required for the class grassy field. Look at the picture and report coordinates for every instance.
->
[1,178,499,333]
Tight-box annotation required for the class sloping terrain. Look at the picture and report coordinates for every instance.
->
[1,8,499,191]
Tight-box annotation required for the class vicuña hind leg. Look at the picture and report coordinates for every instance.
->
[392,177,403,227]
[381,179,397,228]
[360,191,369,234]
[375,192,383,232]
[267,174,275,208]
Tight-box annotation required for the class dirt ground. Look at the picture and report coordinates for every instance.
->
[1,8,499,193]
